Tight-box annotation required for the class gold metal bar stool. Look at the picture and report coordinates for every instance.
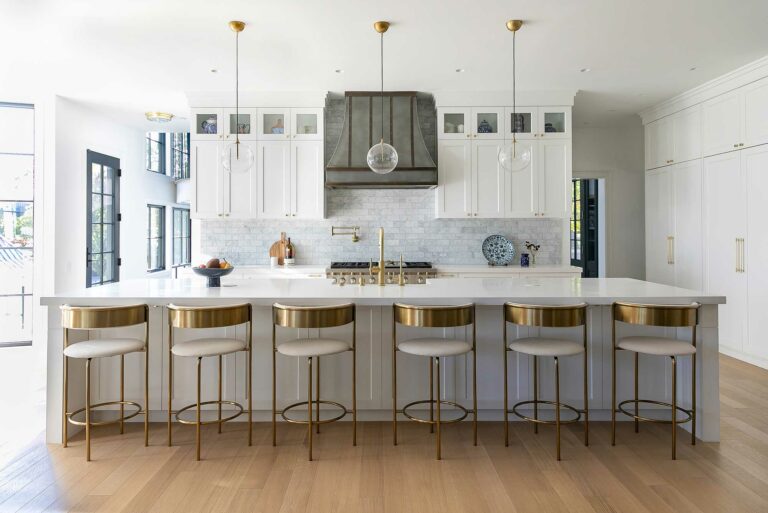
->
[272,303,357,461]
[167,303,253,461]
[611,301,699,460]
[503,303,588,461]
[60,304,150,461]
[392,303,477,460]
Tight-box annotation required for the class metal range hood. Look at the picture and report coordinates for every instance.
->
[326,91,437,188]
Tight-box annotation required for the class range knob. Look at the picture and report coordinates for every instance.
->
[339,277,346,286]
[349,276,357,284]
[368,276,376,284]
[386,274,394,284]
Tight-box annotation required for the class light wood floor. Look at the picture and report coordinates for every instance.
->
[1,355,767,513]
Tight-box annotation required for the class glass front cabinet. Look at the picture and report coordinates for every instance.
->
[504,106,538,140]
[471,108,505,139]
[437,108,471,139]
[224,108,258,140]
[539,107,570,139]
[291,108,323,141]
[191,109,224,140]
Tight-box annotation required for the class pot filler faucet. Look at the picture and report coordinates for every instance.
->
[369,227,386,286]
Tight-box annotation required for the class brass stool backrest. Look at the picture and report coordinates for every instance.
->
[504,303,587,327]
[273,303,355,328]
[612,302,699,328]
[393,303,474,328]
[61,304,148,330]
[168,303,252,328]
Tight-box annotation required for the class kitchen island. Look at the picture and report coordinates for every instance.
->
[40,276,724,444]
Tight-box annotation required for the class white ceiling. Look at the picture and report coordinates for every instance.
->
[2,0,767,129]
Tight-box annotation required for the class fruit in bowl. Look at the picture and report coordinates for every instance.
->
[193,258,234,287]
[198,258,231,269]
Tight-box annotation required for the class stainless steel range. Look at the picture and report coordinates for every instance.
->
[326,261,436,285]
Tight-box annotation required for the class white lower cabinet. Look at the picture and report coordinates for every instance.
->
[191,140,256,219]
[744,146,768,360]
[257,140,325,219]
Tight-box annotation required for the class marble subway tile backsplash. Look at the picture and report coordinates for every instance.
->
[200,189,562,265]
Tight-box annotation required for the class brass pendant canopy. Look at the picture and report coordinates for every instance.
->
[506,19,523,32]
[373,21,390,33]
[229,20,246,32]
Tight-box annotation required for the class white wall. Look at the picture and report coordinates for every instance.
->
[52,97,178,292]
[572,118,645,279]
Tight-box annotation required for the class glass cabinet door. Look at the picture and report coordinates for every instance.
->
[437,108,471,139]
[224,108,257,140]
[504,107,538,140]
[291,108,323,140]
[258,108,292,141]
[191,109,224,140]
[538,107,570,139]
[471,108,504,139]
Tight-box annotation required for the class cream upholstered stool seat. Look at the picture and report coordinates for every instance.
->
[276,338,350,357]
[392,303,478,460]
[60,304,150,462]
[503,303,589,461]
[272,303,357,461]
[611,302,699,460]
[167,304,253,461]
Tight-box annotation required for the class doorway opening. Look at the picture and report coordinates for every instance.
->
[570,178,604,277]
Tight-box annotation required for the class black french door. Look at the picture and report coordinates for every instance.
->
[86,150,120,287]
[570,179,599,277]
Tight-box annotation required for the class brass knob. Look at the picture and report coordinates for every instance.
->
[473,213,478,216]
[285,213,289,217]
[466,134,471,138]
[734,144,738,148]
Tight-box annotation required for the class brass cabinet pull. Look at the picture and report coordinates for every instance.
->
[735,238,740,272]
[737,238,746,273]
[670,236,675,264]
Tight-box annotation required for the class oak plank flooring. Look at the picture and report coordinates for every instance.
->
[1,355,767,513]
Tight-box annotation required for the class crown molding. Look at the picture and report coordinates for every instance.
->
[433,90,576,107]
[639,55,768,125]
[185,90,328,108]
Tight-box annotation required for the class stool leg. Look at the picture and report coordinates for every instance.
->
[429,358,434,434]
[144,344,149,447]
[435,357,442,460]
[472,344,478,447]
[196,356,202,461]
[555,356,561,461]
[248,336,253,447]
[168,335,173,447]
[503,322,509,447]
[634,352,639,433]
[272,325,277,447]
[611,333,617,446]
[316,357,321,434]
[308,357,313,461]
[392,323,398,446]
[583,338,589,447]
[85,358,92,462]
[62,353,68,448]
[120,354,125,435]
[671,355,677,460]
[533,355,539,434]
[218,355,222,434]
[352,334,357,447]
[691,352,696,446]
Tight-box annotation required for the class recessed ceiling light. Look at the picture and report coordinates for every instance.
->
[455,68,465,73]
[210,69,218,73]
[689,66,697,71]
[580,68,591,73]
[335,69,344,74]
[608,109,616,112]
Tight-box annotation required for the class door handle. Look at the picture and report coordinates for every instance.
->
[669,236,675,264]
[735,238,741,272]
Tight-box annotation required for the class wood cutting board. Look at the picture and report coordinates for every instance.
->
[268,232,287,265]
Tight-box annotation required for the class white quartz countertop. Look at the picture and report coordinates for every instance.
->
[41,277,725,306]
[176,264,581,276]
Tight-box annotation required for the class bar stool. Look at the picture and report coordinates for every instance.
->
[167,303,252,461]
[272,303,357,461]
[60,304,149,461]
[392,303,477,460]
[503,303,588,461]
[611,302,699,460]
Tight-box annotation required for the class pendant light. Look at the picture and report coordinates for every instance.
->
[366,21,398,174]
[498,19,532,172]
[222,20,254,174]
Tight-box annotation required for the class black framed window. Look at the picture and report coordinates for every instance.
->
[570,180,582,264]
[146,132,166,174]
[147,204,165,272]
[170,133,190,180]
[87,150,120,287]
[571,179,599,277]
[172,207,191,266]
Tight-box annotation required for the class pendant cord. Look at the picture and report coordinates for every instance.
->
[235,29,241,158]
[512,29,517,148]
[380,32,384,145]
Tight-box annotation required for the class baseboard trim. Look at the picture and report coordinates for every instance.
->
[719,347,768,370]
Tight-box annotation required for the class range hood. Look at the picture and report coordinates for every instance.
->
[326,91,437,188]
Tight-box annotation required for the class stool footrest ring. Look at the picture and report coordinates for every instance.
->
[281,400,347,425]
[617,399,692,424]
[401,399,469,425]
[511,400,582,425]
[67,400,142,427]
[175,400,244,425]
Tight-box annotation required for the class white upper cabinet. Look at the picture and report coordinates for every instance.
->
[437,108,472,140]
[672,105,701,163]
[223,141,257,218]
[291,108,324,141]
[471,108,505,139]
[645,167,674,286]
[504,107,538,140]
[670,159,703,291]
[535,139,570,218]
[503,142,535,218]
[538,107,570,139]
[290,140,324,218]
[472,140,505,217]
[256,141,290,219]
[645,116,673,169]
[743,77,768,148]
[744,145,768,359]
[436,139,472,218]
[702,90,742,156]
[191,141,221,218]
[191,109,224,141]
[223,108,258,141]
[257,108,292,141]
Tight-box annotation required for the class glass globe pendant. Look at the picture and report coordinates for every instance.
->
[222,140,255,173]
[499,139,531,171]
[222,20,253,174]
[367,21,398,175]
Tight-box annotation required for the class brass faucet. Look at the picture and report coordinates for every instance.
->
[368,227,387,286]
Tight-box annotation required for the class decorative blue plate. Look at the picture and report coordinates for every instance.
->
[482,235,515,266]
